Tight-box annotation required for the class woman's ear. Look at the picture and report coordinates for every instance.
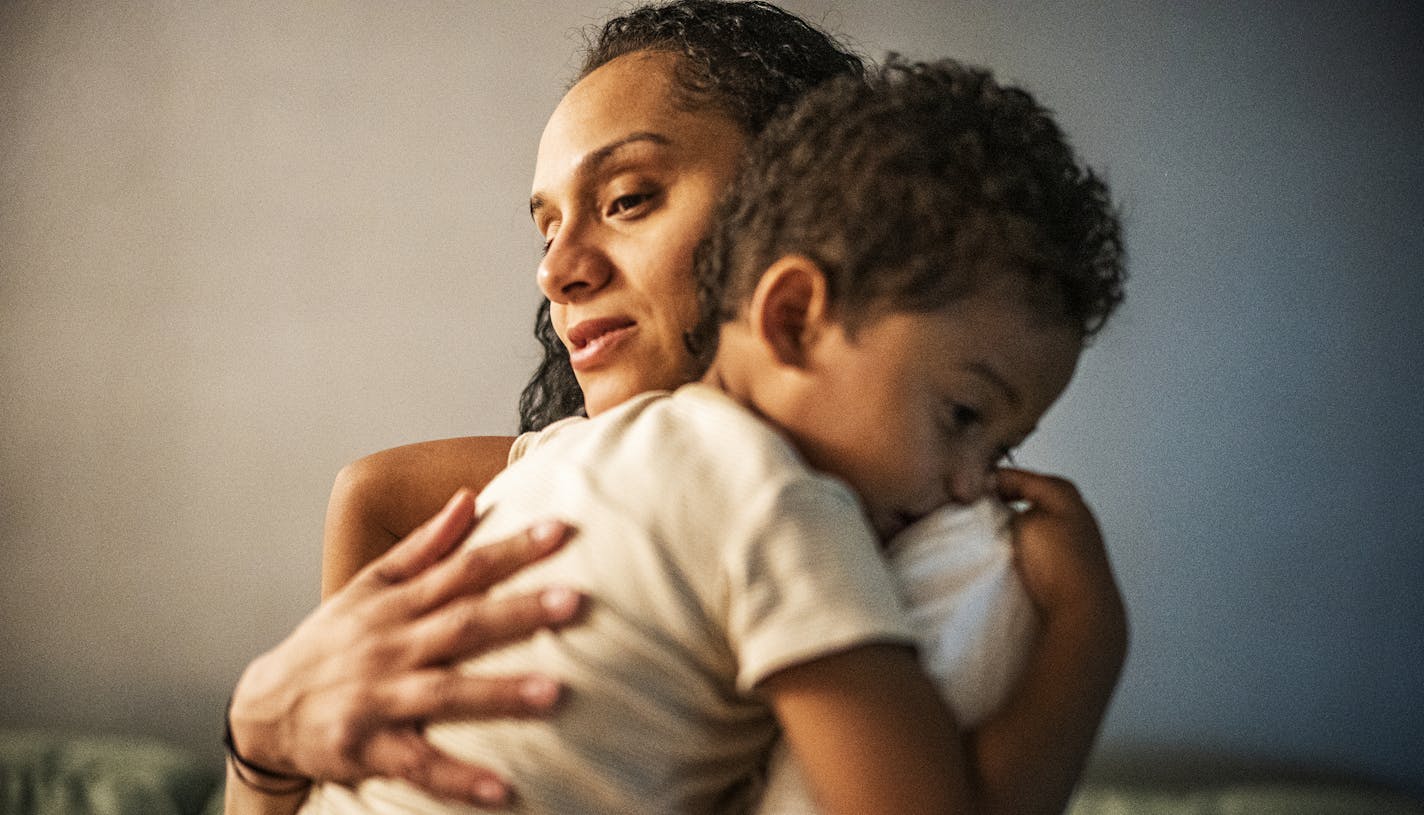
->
[747,255,832,368]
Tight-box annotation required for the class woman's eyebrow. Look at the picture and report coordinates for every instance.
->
[583,131,671,173]
[530,131,671,219]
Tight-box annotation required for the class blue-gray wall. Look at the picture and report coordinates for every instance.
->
[2,0,1420,798]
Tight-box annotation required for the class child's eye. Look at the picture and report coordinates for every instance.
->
[950,404,982,428]
[937,403,982,436]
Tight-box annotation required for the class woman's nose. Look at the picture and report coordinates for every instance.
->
[538,226,613,303]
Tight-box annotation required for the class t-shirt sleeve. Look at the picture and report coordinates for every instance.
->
[507,415,587,466]
[723,477,918,693]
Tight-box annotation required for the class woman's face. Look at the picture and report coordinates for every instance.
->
[530,51,747,416]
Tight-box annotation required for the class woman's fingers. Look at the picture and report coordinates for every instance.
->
[361,490,478,588]
[403,586,583,666]
[229,497,585,801]
[394,519,576,617]
[372,670,564,723]
[351,672,572,806]
[361,729,512,807]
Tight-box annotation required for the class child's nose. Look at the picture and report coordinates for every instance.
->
[947,465,993,505]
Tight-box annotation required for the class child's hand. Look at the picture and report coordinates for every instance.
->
[994,468,1127,636]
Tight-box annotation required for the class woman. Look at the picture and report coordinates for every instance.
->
[226,3,1127,813]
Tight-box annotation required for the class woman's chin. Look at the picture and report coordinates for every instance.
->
[579,378,640,418]
[579,373,681,418]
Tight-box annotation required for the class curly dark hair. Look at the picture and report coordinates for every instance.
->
[517,0,865,433]
[689,57,1126,364]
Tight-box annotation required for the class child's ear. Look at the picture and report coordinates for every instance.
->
[747,255,832,368]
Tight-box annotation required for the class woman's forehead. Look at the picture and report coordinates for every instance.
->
[540,53,682,152]
[532,51,742,193]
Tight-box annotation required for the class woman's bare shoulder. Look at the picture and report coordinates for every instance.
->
[322,436,517,596]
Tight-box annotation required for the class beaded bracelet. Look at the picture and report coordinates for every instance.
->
[223,698,312,796]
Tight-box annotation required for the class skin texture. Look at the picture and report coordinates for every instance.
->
[226,492,585,814]
[709,255,1084,811]
[320,436,515,599]
[711,256,1080,542]
[229,48,1127,815]
[532,51,746,417]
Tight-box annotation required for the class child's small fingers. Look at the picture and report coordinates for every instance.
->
[995,467,1083,512]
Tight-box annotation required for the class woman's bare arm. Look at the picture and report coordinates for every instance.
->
[322,436,516,598]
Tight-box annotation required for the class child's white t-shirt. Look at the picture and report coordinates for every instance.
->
[300,384,917,814]
[510,393,1041,815]
[753,498,1039,812]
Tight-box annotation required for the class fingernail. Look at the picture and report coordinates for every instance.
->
[441,489,469,517]
[519,676,561,708]
[530,520,569,548]
[475,779,508,805]
[541,586,581,619]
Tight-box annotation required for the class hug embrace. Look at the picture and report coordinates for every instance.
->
[225,3,1128,814]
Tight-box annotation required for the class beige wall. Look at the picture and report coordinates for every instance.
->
[3,0,1421,796]
[1,0,564,748]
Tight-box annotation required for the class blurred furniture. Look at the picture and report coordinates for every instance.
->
[2,728,1420,814]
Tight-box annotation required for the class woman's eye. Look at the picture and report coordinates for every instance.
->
[607,192,652,216]
[536,221,559,256]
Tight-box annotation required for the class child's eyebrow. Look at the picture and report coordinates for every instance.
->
[965,362,1021,407]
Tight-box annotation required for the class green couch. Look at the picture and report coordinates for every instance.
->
[3,729,1420,814]
[0,731,222,815]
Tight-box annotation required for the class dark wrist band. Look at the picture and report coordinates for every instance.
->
[223,697,312,795]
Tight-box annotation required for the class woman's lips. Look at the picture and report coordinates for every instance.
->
[567,317,636,371]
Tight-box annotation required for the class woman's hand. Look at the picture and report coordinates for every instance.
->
[227,489,582,807]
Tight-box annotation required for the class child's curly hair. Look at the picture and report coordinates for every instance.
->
[690,57,1126,364]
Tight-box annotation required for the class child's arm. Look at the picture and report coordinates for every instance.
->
[963,468,1130,814]
[760,643,979,814]
[321,436,516,598]
[762,470,1125,815]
